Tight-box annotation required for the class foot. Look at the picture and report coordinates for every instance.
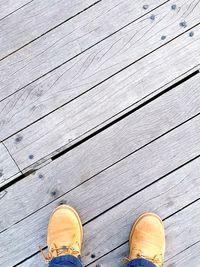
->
[44,205,83,261]
[128,212,165,267]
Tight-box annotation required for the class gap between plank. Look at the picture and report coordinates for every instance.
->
[1,21,199,145]
[0,0,169,102]
[51,69,200,161]
[1,69,199,191]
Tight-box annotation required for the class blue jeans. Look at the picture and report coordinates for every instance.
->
[48,255,156,267]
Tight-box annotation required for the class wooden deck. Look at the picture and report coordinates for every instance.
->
[0,0,200,266]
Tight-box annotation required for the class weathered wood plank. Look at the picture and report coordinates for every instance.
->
[166,241,200,266]
[0,0,98,60]
[3,23,200,171]
[0,143,20,185]
[0,0,32,20]
[1,73,200,225]
[2,151,200,266]
[1,0,199,140]
[0,0,167,100]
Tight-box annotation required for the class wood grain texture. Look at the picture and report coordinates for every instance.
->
[3,25,200,171]
[0,143,20,185]
[1,73,200,228]
[0,0,32,20]
[1,0,199,140]
[165,241,200,266]
[0,0,98,60]
[0,0,167,100]
[2,152,200,266]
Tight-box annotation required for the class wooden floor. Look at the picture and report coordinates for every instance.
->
[0,0,200,266]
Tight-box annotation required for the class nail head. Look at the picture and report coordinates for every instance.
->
[179,21,187,28]
[171,4,176,10]
[150,14,155,21]
[161,35,166,40]
[39,174,44,179]
[143,4,149,10]
[15,135,23,143]
[29,154,34,160]
[189,31,194,37]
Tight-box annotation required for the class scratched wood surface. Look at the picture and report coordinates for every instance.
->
[0,0,98,60]
[0,0,200,266]
[1,0,199,142]
[0,0,32,20]
[0,0,166,100]
[1,72,200,226]
[2,26,200,173]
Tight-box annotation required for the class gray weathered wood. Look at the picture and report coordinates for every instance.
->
[0,0,167,100]
[3,24,200,171]
[0,143,20,185]
[1,0,199,140]
[2,152,200,266]
[1,73,200,225]
[0,0,32,20]
[0,0,98,60]
[165,241,200,266]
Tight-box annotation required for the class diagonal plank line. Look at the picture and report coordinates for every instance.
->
[0,0,102,63]
[0,0,34,22]
[0,0,169,101]
[0,69,199,191]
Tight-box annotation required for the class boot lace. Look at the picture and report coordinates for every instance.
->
[40,243,80,262]
[122,248,163,267]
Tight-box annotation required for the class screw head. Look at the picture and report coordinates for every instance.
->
[15,135,23,143]
[38,174,44,179]
[179,21,187,28]
[143,4,149,10]
[189,31,194,37]
[171,4,176,10]
[29,154,34,160]
[150,14,155,20]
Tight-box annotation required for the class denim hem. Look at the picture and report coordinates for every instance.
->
[127,258,156,267]
[48,255,83,267]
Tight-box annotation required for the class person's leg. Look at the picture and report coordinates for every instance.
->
[41,205,84,267]
[125,213,165,267]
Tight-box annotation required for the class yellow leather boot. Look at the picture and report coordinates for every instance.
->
[128,213,165,267]
[42,205,83,261]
